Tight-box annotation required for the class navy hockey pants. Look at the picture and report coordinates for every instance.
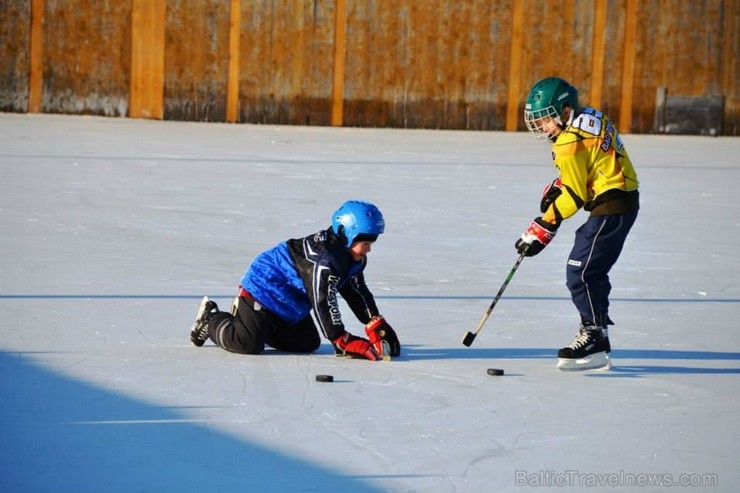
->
[565,210,638,327]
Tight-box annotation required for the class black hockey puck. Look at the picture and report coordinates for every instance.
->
[315,374,334,382]
[487,368,505,376]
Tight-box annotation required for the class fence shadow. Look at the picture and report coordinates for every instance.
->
[0,351,384,493]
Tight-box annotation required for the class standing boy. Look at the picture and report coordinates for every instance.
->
[515,77,639,370]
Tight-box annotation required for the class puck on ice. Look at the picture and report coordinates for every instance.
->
[487,368,505,376]
[315,374,334,382]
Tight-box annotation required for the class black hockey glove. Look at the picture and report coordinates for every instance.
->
[515,217,558,257]
[540,177,563,213]
[365,316,401,357]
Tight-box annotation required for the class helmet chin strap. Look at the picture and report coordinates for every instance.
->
[551,108,574,140]
[561,107,575,127]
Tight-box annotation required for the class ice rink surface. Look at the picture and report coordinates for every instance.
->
[1,113,738,492]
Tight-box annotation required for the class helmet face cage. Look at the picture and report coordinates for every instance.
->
[523,77,578,142]
[524,105,562,141]
[331,200,385,248]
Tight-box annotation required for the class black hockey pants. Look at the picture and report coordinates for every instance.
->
[207,296,321,354]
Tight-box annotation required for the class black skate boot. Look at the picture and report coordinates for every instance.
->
[557,325,611,371]
[190,296,219,347]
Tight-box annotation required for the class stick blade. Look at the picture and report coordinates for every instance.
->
[462,331,476,347]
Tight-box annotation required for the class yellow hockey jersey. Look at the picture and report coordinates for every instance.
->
[543,107,639,225]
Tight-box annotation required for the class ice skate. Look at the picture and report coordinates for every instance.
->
[189,296,219,347]
[557,325,612,371]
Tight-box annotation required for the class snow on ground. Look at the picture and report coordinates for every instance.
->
[1,113,738,492]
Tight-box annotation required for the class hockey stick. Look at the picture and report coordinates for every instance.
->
[462,251,527,347]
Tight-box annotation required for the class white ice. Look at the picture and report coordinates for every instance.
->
[1,113,738,492]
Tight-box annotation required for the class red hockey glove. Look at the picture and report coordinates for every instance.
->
[540,177,563,213]
[515,217,558,257]
[333,332,381,361]
[365,316,401,357]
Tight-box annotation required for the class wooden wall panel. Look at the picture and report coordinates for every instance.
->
[41,0,130,116]
[629,0,735,133]
[238,0,335,126]
[507,0,597,131]
[0,1,31,112]
[342,0,511,130]
[1,0,736,134]
[163,0,230,121]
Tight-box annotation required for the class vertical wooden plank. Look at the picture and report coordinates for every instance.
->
[486,0,513,130]
[290,1,306,109]
[28,0,44,113]
[341,0,372,126]
[505,0,525,131]
[721,0,738,134]
[130,0,165,119]
[705,0,723,95]
[129,0,143,117]
[415,1,435,127]
[226,0,241,123]
[590,0,607,108]
[0,2,30,112]
[146,0,166,119]
[331,0,347,126]
[619,0,637,132]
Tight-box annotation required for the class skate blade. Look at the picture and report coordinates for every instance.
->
[191,296,211,330]
[557,351,611,371]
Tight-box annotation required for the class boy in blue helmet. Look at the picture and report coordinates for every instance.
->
[188,200,400,361]
[516,77,639,371]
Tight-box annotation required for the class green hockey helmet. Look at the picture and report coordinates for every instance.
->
[524,77,578,141]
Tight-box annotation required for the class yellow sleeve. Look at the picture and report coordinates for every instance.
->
[541,131,589,224]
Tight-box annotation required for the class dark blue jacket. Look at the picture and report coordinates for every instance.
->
[240,228,379,341]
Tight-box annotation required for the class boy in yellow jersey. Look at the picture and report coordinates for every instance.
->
[515,77,639,371]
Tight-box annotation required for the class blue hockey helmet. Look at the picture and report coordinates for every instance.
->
[331,200,385,248]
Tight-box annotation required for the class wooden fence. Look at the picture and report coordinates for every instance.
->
[1,0,737,134]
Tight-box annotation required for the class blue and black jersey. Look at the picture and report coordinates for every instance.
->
[240,228,379,341]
